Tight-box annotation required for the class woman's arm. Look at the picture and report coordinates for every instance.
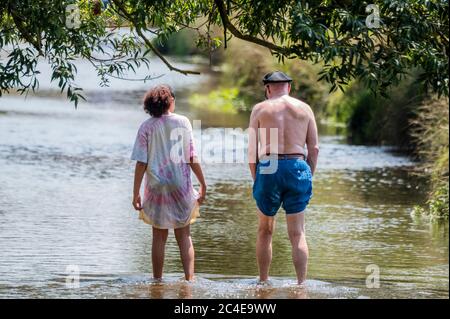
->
[189,157,207,204]
[132,161,147,210]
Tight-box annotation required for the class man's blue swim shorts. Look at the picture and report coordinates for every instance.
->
[252,158,313,216]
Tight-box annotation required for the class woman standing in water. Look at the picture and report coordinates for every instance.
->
[131,84,206,281]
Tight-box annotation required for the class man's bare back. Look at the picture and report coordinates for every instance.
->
[248,94,319,175]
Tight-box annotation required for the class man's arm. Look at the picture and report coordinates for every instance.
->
[132,161,147,210]
[248,106,259,181]
[306,110,319,175]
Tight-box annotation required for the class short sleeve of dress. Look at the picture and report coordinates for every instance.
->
[131,122,149,163]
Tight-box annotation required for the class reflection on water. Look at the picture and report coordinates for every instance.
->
[0,60,448,299]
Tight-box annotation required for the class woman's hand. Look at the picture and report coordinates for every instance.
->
[189,160,207,206]
[197,184,207,205]
[133,162,146,211]
[132,193,142,210]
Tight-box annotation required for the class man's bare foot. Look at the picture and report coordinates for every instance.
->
[257,279,272,286]
[185,276,195,282]
[151,277,163,283]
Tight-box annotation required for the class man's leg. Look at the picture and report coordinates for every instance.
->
[256,209,276,282]
[286,212,308,284]
[174,225,195,281]
[152,227,169,280]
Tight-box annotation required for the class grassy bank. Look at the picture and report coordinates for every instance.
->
[411,97,449,219]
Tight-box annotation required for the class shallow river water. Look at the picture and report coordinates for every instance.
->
[0,59,448,299]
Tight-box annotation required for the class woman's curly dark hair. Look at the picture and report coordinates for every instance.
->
[143,85,175,117]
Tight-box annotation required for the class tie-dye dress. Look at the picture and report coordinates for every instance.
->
[131,113,199,229]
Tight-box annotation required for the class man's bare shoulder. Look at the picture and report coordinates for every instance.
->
[285,96,314,115]
[250,101,268,118]
[252,101,268,112]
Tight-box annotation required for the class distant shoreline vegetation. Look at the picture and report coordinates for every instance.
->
[153,29,206,57]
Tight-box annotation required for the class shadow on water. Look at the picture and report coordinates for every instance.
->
[0,57,448,299]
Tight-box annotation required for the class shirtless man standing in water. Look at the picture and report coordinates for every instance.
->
[248,71,319,285]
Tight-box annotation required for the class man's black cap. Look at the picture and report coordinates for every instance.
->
[262,71,293,85]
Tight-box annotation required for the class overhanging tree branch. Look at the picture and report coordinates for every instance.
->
[135,27,201,75]
[213,0,290,55]
[7,5,43,55]
[1,0,447,100]
[111,0,200,76]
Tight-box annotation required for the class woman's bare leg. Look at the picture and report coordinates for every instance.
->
[152,227,169,280]
[174,225,195,281]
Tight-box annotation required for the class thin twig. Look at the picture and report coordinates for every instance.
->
[111,0,200,75]
[87,58,165,82]
[213,0,289,55]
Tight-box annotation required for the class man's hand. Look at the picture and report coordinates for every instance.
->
[132,193,142,210]
[197,184,207,205]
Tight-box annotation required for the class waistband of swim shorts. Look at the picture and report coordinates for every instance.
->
[260,153,306,160]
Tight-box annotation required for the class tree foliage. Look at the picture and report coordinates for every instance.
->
[0,0,448,105]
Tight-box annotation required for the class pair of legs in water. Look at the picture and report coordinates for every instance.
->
[257,209,308,285]
[152,225,194,281]
[151,210,308,284]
